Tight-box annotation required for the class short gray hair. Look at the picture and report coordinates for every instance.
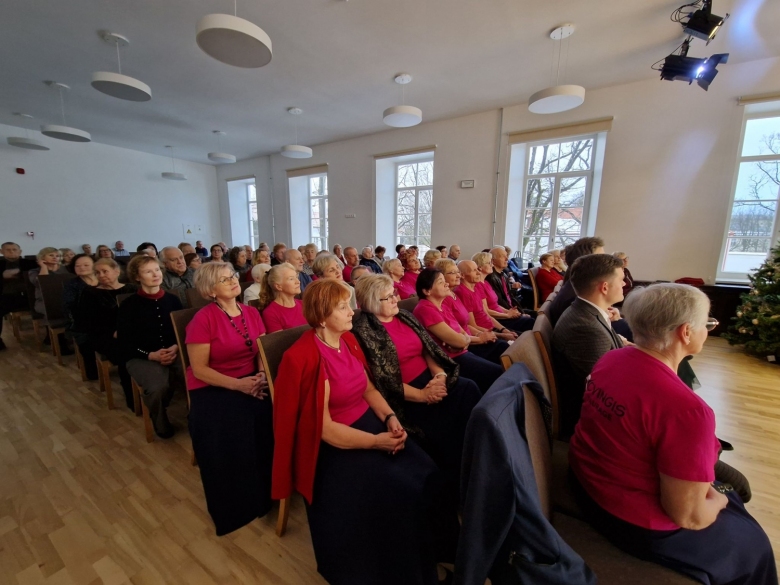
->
[312,253,338,277]
[423,249,441,266]
[382,258,402,275]
[623,283,710,352]
[160,246,180,261]
[471,252,492,269]
[355,274,394,315]
[435,258,457,273]
[194,261,232,300]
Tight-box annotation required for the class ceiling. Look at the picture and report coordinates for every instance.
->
[1,0,777,164]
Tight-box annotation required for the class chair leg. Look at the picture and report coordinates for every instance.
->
[49,327,63,366]
[74,344,87,382]
[276,497,290,537]
[132,379,154,443]
[97,357,115,410]
[132,381,142,417]
[10,313,22,342]
[33,320,43,352]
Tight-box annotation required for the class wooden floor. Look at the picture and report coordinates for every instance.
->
[1,323,778,584]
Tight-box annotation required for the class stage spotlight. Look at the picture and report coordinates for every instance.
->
[658,40,729,91]
[683,0,729,44]
[695,53,729,90]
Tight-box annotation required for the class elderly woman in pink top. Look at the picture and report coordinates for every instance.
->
[472,252,534,332]
[382,258,416,299]
[258,263,308,333]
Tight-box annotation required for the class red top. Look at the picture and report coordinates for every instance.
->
[454,284,493,329]
[272,329,370,503]
[261,299,308,333]
[413,298,467,358]
[393,278,417,300]
[477,281,504,313]
[185,302,266,390]
[535,268,563,303]
[569,347,720,530]
[342,265,354,282]
[315,335,370,425]
[401,271,419,290]
[381,317,428,383]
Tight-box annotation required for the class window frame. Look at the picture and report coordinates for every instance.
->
[395,159,434,250]
[308,172,329,252]
[519,133,598,262]
[717,108,780,283]
[247,182,258,250]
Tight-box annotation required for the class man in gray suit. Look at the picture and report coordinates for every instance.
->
[552,254,626,439]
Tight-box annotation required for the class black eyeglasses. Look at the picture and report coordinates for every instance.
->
[705,318,719,332]
[379,291,400,302]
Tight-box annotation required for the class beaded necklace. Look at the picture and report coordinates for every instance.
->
[215,301,253,349]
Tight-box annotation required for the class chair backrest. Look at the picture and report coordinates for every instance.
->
[257,325,310,400]
[22,271,43,318]
[38,273,76,321]
[546,292,557,303]
[538,299,552,315]
[247,298,261,310]
[239,280,252,302]
[500,331,551,400]
[185,287,210,309]
[533,313,560,439]
[170,307,200,371]
[523,384,553,521]
[397,296,419,313]
[527,267,540,311]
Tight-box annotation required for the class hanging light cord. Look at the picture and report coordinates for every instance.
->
[116,40,122,74]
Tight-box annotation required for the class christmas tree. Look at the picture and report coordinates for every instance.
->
[723,242,780,362]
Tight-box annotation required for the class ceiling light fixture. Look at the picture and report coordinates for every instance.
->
[91,32,152,102]
[162,146,187,180]
[208,130,237,163]
[383,74,422,127]
[6,113,50,151]
[528,25,585,115]
[196,1,272,68]
[657,39,729,91]
[281,108,313,158]
[40,82,91,142]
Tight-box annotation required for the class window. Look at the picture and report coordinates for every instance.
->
[520,137,596,262]
[718,111,780,280]
[396,160,433,251]
[309,174,328,251]
[247,183,259,249]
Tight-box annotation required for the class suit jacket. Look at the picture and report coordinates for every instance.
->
[485,269,517,310]
[552,298,623,439]
[455,363,595,585]
[548,280,576,326]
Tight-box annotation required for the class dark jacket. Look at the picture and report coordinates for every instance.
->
[0,256,37,297]
[351,309,459,434]
[116,292,183,363]
[548,280,576,326]
[161,268,195,306]
[455,363,594,585]
[485,268,517,311]
[76,284,137,341]
[552,298,623,439]
[359,257,383,274]
[297,271,313,292]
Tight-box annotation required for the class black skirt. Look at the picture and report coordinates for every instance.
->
[306,409,440,585]
[188,385,274,536]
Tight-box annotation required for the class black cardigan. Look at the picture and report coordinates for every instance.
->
[116,292,182,362]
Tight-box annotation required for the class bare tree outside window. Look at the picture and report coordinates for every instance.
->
[396,161,433,252]
[522,138,594,262]
[309,174,328,251]
[247,183,259,249]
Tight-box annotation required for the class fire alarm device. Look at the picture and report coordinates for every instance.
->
[16,168,25,174]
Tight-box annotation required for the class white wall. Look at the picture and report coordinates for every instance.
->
[0,123,221,253]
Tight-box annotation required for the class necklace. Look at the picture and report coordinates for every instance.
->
[316,332,341,353]
[215,302,253,349]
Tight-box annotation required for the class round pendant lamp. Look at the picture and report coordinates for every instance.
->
[383,74,422,127]
[91,33,152,101]
[281,108,313,159]
[162,146,187,181]
[40,82,91,142]
[208,131,237,163]
[196,12,272,68]
[528,25,585,115]
[6,113,49,151]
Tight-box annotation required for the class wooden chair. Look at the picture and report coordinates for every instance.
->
[170,307,201,465]
[239,280,252,302]
[37,273,76,365]
[95,353,115,410]
[185,288,210,309]
[397,296,419,313]
[532,312,559,438]
[132,379,155,443]
[527,266,541,311]
[22,271,45,352]
[538,299,552,316]
[257,325,310,537]
[73,342,88,382]
[6,310,29,342]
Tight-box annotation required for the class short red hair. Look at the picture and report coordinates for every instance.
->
[302,279,352,327]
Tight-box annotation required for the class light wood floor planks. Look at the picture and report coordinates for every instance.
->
[1,322,779,584]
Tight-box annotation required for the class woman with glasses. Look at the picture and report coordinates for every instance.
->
[185,262,272,536]
[382,258,416,299]
[205,243,224,263]
[569,284,776,585]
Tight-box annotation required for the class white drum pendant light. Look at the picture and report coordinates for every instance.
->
[196,0,272,69]
[383,74,422,127]
[208,130,237,163]
[528,25,585,114]
[6,113,49,151]
[91,32,152,102]
[281,108,312,158]
[162,146,187,180]
[40,82,91,142]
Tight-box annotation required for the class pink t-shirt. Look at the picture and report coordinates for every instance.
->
[342,265,354,282]
[381,318,428,383]
[401,271,419,289]
[316,336,369,426]
[478,280,504,313]
[413,298,467,358]
[261,299,308,333]
[454,284,493,329]
[185,302,267,390]
[443,295,472,336]
[569,347,721,530]
[394,279,417,300]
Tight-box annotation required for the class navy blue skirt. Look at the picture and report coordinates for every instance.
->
[454,350,505,394]
[306,408,440,585]
[188,385,274,536]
